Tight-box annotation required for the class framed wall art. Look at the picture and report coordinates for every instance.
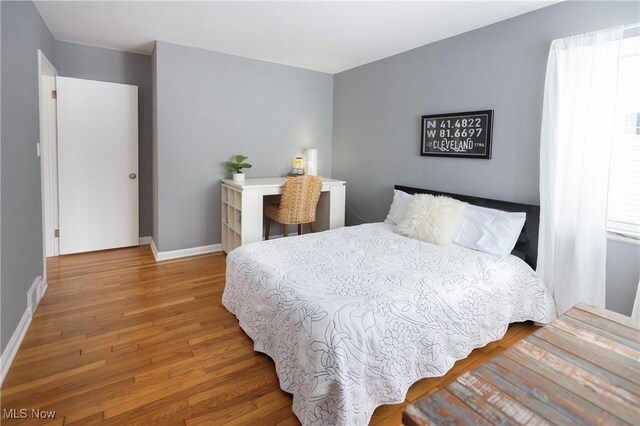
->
[420,110,493,159]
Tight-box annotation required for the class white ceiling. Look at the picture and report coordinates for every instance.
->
[35,1,559,74]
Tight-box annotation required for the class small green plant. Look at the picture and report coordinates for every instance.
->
[225,155,252,174]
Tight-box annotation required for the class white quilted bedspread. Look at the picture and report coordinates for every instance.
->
[222,223,556,425]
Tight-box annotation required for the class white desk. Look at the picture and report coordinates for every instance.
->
[221,177,346,253]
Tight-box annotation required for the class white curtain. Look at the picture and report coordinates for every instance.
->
[538,27,624,315]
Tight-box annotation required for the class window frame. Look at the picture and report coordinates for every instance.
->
[607,35,640,244]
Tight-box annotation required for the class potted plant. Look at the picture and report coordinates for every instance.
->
[225,155,252,184]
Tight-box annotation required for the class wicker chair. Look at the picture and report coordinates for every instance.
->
[265,176,323,239]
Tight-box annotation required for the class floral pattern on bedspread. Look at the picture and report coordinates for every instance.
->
[222,223,556,425]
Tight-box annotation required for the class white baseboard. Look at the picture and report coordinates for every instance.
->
[138,236,152,245]
[149,237,160,259]
[148,237,221,261]
[40,281,49,301]
[1,275,47,386]
[0,308,32,386]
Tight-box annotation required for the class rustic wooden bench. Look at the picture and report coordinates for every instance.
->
[403,304,640,425]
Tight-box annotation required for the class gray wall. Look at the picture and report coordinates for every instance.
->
[54,41,153,238]
[154,41,333,251]
[606,240,640,315]
[1,1,55,353]
[333,1,639,218]
[332,0,639,315]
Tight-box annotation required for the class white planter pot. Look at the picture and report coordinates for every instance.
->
[232,173,245,184]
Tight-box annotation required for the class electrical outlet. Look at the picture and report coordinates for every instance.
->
[36,142,41,157]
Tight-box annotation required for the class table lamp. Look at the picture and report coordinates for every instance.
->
[304,149,318,176]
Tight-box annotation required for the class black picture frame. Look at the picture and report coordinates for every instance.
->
[420,110,493,159]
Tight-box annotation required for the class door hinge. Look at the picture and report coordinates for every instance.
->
[51,90,57,99]
[54,229,60,238]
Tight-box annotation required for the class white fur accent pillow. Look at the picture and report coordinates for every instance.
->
[395,194,466,245]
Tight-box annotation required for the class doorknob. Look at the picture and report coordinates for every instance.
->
[129,173,137,179]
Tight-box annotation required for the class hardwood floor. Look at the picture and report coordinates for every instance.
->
[1,245,537,425]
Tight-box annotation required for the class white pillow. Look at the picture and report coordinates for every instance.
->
[395,194,466,245]
[454,204,526,256]
[384,189,413,225]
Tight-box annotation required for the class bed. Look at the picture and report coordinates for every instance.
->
[222,186,557,425]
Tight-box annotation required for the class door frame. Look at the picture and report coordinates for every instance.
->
[38,49,59,261]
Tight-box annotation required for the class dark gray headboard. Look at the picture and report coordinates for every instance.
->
[395,185,540,269]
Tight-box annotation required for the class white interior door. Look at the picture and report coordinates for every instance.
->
[57,76,138,255]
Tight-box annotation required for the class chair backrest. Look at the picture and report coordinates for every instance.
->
[279,176,323,224]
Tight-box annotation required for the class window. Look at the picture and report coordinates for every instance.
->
[608,35,640,239]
